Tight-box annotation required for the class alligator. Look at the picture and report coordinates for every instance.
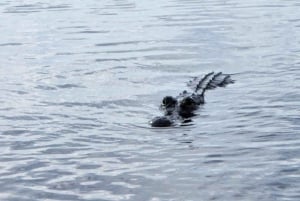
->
[150,72,234,127]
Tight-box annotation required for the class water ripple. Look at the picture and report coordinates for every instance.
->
[0,0,300,200]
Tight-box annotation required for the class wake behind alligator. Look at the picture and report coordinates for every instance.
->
[150,72,234,127]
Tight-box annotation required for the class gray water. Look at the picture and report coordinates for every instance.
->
[0,0,300,200]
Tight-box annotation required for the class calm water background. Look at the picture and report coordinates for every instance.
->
[0,0,300,200]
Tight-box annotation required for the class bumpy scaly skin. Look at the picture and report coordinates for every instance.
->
[150,72,234,127]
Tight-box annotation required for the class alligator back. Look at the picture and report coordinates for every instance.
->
[188,72,234,95]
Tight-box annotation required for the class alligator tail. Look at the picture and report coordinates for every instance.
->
[200,72,220,96]
[199,72,234,96]
[194,72,214,93]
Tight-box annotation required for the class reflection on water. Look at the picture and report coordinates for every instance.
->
[0,0,300,200]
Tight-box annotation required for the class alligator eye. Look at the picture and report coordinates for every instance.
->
[162,97,168,105]
[162,96,177,107]
[185,97,194,105]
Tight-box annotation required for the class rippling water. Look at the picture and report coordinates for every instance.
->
[0,0,300,200]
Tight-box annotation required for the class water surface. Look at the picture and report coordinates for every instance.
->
[0,0,300,200]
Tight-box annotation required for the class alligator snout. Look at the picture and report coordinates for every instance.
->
[150,116,173,127]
